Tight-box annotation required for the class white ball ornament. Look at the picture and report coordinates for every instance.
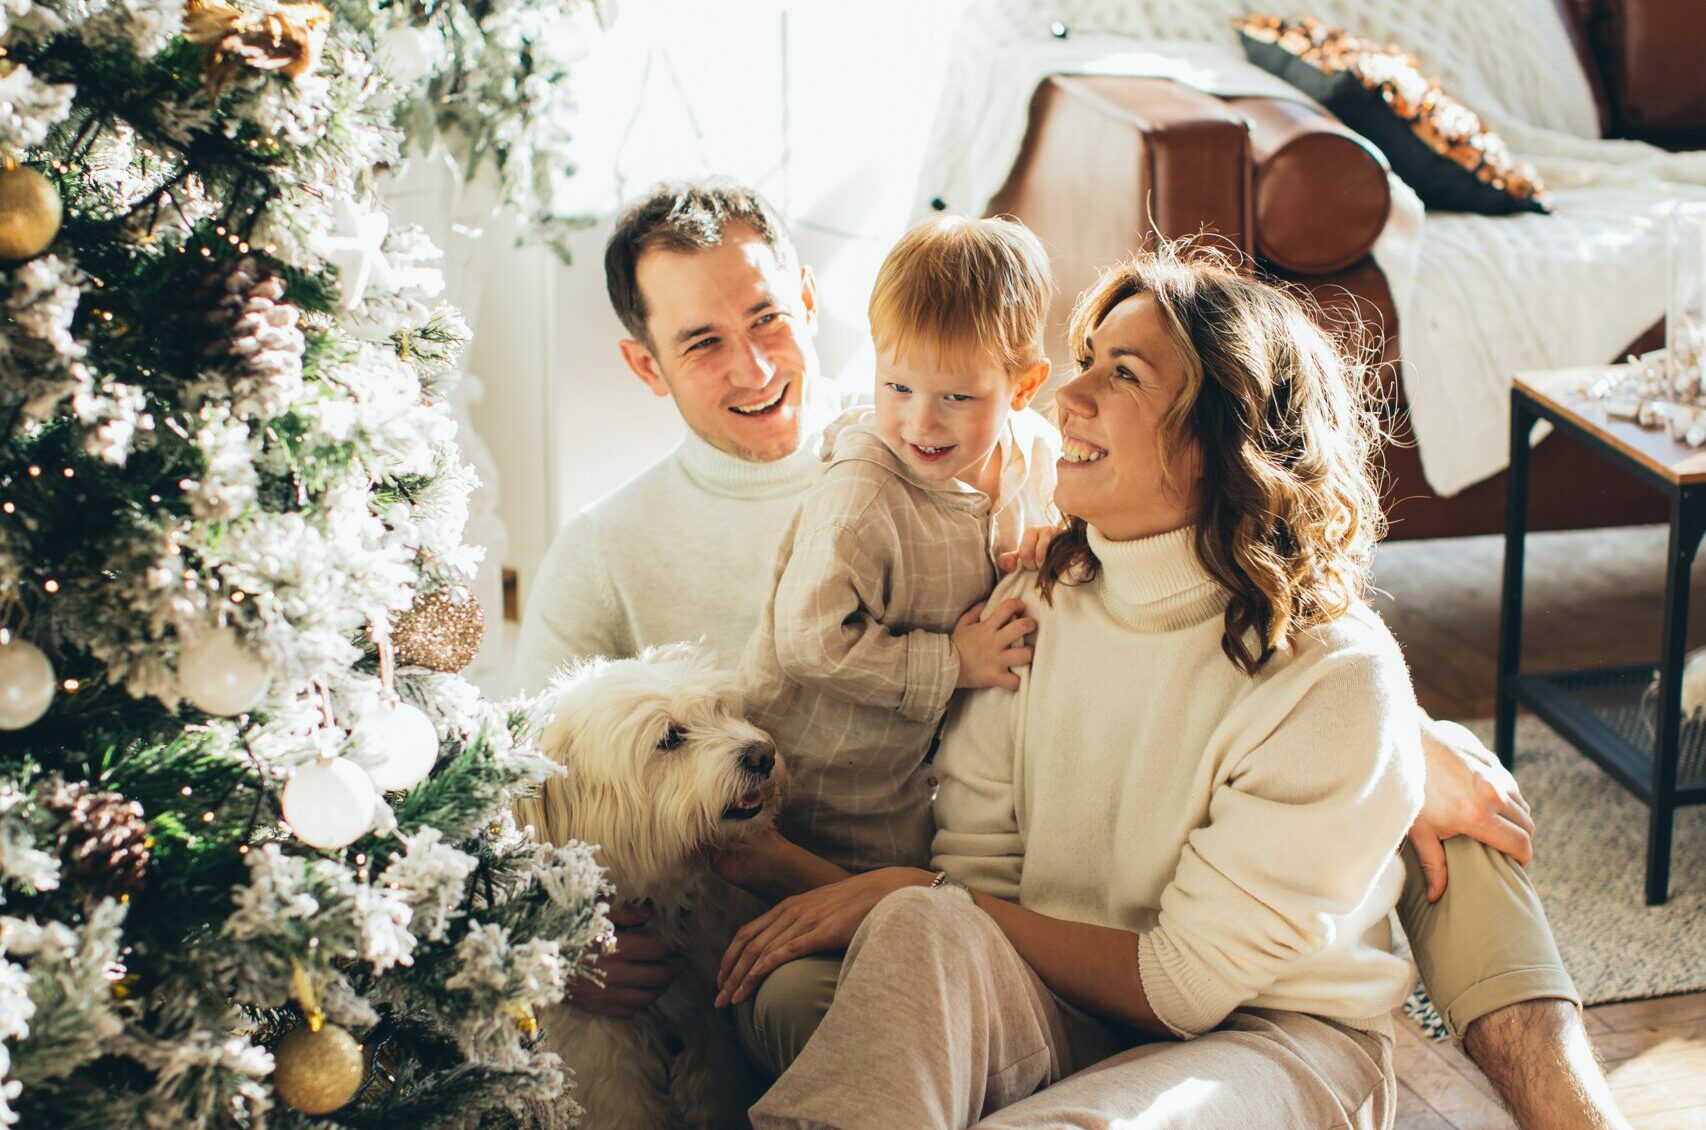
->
[0,635,55,731]
[282,758,375,850]
[178,629,270,716]
[359,700,440,792]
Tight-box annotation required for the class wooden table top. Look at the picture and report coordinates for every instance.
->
[1515,366,1706,486]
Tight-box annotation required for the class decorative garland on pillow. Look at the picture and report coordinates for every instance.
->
[1237,14,1551,215]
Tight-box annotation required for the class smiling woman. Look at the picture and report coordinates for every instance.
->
[739,245,1425,1129]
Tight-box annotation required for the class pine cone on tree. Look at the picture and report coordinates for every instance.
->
[194,256,307,418]
[39,777,151,898]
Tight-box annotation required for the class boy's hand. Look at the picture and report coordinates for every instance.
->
[997,525,1059,574]
[952,597,1036,691]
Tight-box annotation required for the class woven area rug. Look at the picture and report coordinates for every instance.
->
[1401,715,1706,1038]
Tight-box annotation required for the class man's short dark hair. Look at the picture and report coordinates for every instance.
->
[604,180,796,347]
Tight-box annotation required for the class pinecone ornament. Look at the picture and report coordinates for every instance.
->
[196,256,306,418]
[40,777,151,897]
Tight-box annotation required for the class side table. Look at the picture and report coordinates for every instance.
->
[1496,367,1706,905]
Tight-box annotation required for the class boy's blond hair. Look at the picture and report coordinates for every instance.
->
[868,215,1053,379]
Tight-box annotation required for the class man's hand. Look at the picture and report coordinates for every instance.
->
[565,903,685,1019]
[997,525,1059,574]
[952,598,1036,691]
[1409,718,1536,902]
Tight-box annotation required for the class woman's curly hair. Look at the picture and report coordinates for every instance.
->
[1039,244,1388,675]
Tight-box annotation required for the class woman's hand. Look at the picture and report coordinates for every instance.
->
[1408,717,1536,902]
[715,867,934,1007]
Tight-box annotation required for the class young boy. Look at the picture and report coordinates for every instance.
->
[737,215,1060,875]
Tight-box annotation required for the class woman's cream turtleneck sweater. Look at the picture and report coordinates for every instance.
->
[931,525,1425,1039]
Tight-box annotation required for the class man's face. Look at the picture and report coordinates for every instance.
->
[619,225,819,463]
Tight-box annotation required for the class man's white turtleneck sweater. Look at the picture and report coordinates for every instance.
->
[513,429,823,692]
[932,525,1426,1040]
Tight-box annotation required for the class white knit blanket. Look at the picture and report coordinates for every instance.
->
[917,0,1706,497]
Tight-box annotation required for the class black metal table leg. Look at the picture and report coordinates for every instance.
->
[1496,390,1535,768]
[1648,485,1706,905]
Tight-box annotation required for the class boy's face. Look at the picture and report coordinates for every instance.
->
[619,224,819,464]
[873,345,1044,489]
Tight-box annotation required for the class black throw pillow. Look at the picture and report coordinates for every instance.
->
[1236,15,1551,215]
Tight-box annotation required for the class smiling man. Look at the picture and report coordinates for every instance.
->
[513,182,829,681]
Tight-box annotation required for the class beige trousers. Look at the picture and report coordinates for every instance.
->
[747,885,1395,1129]
[738,839,1580,1107]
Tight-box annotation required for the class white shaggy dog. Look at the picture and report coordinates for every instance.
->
[521,643,785,1130]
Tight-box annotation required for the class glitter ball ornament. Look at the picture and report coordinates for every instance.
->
[40,777,150,896]
[271,1022,365,1115]
[391,586,484,673]
[178,628,270,716]
[281,757,374,849]
[0,163,63,260]
[357,700,439,792]
[0,635,55,730]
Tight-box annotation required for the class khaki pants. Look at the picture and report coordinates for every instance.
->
[747,886,1396,1129]
[738,838,1580,1091]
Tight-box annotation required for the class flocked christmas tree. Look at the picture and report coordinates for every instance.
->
[0,0,610,1124]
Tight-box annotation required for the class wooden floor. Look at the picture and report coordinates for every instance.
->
[1372,526,1706,1129]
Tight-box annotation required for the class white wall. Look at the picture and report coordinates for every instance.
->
[458,0,974,677]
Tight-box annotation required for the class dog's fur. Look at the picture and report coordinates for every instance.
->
[521,643,786,1130]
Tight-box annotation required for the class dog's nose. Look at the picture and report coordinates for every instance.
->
[742,741,775,778]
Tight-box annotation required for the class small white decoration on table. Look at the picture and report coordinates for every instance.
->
[177,628,270,716]
[357,698,440,792]
[0,632,55,730]
[282,756,376,849]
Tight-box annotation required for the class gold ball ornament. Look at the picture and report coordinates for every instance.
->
[272,1022,365,1115]
[391,585,484,672]
[0,163,63,261]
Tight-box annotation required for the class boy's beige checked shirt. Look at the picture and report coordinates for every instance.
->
[738,408,1058,873]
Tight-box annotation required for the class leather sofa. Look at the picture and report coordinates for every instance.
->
[989,0,1703,539]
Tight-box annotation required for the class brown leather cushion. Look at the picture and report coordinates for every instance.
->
[1231,97,1389,275]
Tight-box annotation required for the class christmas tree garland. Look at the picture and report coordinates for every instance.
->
[0,0,608,1125]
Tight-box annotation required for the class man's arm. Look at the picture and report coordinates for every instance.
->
[512,515,633,694]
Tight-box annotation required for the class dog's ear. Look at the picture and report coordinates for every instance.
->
[640,640,732,693]
[517,724,588,848]
[544,654,613,700]
[639,640,701,666]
